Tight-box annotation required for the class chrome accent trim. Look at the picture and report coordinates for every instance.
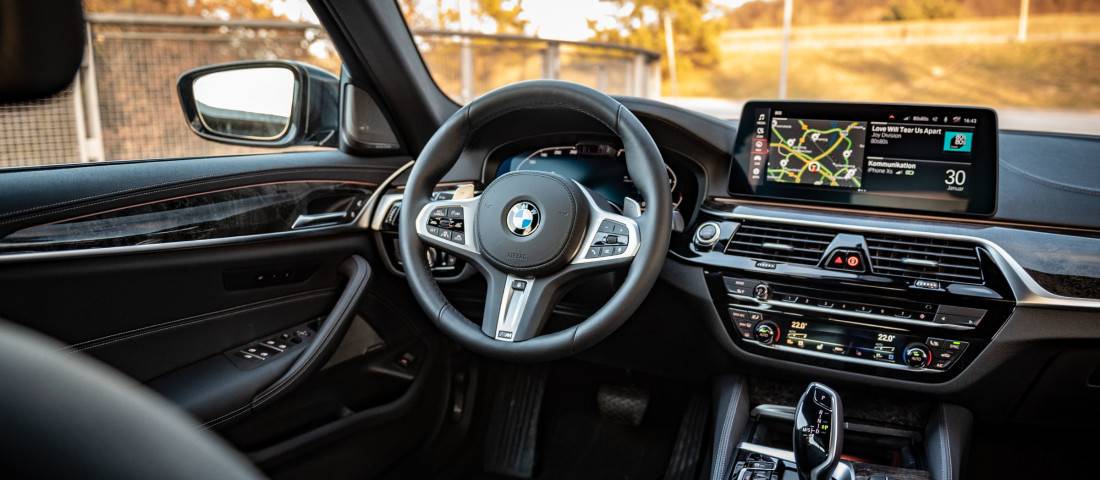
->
[359,160,415,229]
[901,257,940,268]
[761,242,794,251]
[736,443,855,480]
[571,182,641,265]
[0,226,358,264]
[702,208,1100,310]
[493,274,535,342]
[745,339,945,374]
[693,221,721,247]
[291,211,351,230]
[413,196,481,256]
[737,442,796,464]
[750,404,796,422]
[623,196,643,218]
[732,294,973,331]
[369,193,403,231]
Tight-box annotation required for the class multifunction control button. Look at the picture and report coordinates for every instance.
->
[585,220,630,258]
[724,277,760,297]
[825,249,865,272]
[426,205,466,244]
[925,337,969,370]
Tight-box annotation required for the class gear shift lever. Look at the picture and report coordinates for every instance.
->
[793,383,843,480]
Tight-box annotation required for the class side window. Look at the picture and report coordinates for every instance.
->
[0,2,341,169]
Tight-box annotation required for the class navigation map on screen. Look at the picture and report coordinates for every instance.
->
[766,118,867,189]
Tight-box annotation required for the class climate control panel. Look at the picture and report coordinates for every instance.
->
[708,273,1011,382]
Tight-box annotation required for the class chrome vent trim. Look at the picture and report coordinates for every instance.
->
[725,221,835,266]
[865,233,984,284]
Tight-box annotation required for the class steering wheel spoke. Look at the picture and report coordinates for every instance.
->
[480,269,560,342]
[569,183,641,269]
[413,195,481,259]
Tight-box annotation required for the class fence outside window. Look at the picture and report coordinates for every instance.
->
[0,14,660,170]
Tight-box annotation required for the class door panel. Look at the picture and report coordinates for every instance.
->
[0,149,442,448]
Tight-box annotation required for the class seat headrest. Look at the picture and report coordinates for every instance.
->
[0,0,86,103]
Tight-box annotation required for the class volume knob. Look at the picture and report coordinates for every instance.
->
[693,221,721,249]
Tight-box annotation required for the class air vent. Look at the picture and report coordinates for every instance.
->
[725,221,835,266]
[865,234,984,284]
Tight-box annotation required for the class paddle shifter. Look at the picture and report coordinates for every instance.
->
[793,383,843,480]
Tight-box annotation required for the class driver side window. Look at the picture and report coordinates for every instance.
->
[0,1,340,170]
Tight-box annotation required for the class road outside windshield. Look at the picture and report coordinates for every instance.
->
[399,0,1100,135]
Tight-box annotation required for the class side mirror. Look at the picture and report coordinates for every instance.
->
[177,61,338,147]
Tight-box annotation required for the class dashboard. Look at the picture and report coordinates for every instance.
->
[403,95,1100,424]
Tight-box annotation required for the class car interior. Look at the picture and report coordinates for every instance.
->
[0,1,1098,479]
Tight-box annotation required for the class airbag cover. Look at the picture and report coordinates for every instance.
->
[476,172,588,276]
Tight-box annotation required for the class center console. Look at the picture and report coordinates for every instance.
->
[681,101,1015,384]
[710,375,972,480]
[682,214,1015,382]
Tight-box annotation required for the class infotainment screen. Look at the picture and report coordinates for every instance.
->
[730,101,997,216]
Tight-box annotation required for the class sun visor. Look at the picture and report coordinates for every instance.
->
[0,0,85,103]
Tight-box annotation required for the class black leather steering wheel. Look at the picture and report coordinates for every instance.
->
[399,80,672,361]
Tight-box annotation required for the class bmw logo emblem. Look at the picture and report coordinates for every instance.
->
[506,201,540,236]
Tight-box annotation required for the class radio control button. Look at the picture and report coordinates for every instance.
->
[926,337,944,348]
[724,277,759,297]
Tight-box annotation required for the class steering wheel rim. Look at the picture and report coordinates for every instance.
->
[399,80,671,362]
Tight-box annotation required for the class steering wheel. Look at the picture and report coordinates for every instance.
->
[399,80,672,361]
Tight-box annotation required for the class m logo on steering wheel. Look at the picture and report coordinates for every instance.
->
[506,201,540,236]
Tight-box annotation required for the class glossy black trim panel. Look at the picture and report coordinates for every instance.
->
[695,202,1100,306]
[0,181,372,254]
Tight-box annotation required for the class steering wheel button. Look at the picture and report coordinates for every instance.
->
[431,207,447,218]
[600,246,615,256]
[452,232,465,244]
[613,246,626,255]
[448,207,464,219]
[598,221,616,233]
[427,226,441,236]
[587,247,600,258]
[512,280,528,290]
[438,229,452,240]
[612,223,629,235]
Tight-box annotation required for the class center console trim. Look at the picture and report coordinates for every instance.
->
[734,293,975,331]
[699,206,1100,310]
[737,443,856,480]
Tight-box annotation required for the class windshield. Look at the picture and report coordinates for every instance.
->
[398,0,1100,135]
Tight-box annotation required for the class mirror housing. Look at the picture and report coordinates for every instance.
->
[177,60,338,148]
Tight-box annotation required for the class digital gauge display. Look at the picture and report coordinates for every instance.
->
[495,144,681,209]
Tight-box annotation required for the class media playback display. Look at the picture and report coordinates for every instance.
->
[731,101,997,216]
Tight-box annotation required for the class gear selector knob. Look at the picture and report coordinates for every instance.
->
[793,382,843,480]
